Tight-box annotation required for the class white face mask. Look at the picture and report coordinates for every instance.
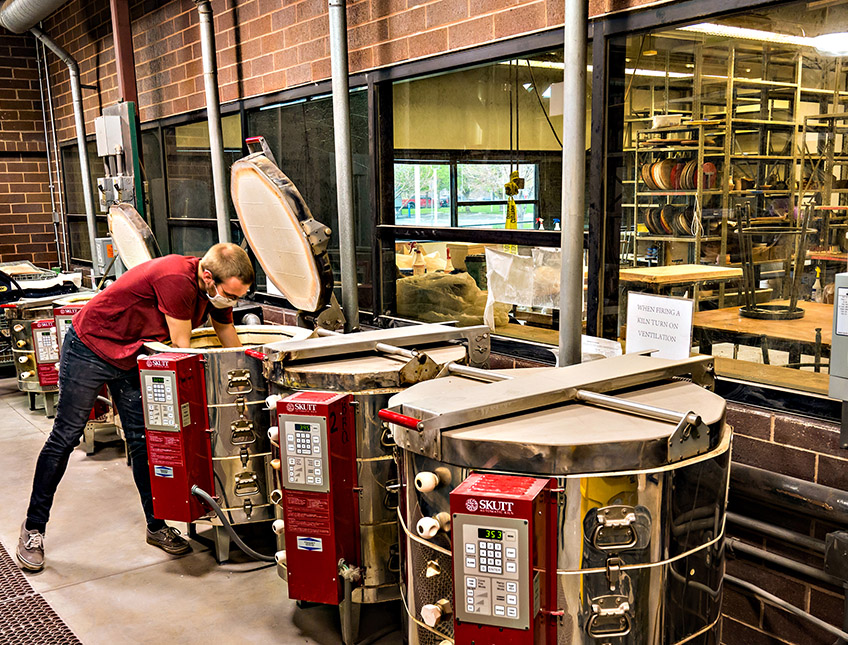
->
[206,281,239,309]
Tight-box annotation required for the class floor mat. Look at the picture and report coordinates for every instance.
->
[0,540,81,644]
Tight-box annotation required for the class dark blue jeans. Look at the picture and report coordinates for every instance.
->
[26,325,160,531]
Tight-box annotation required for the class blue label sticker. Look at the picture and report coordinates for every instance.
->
[296,536,323,552]
[154,466,174,478]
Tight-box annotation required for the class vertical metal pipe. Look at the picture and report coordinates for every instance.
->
[40,37,69,269]
[30,26,98,266]
[34,34,62,269]
[328,0,360,331]
[194,0,230,243]
[558,0,588,366]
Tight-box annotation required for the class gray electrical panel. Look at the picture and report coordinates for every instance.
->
[829,271,848,449]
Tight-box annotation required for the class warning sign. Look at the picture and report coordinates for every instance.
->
[147,432,184,468]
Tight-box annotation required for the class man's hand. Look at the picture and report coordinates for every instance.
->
[211,318,242,348]
[165,315,193,348]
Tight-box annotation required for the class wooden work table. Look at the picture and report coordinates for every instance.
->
[693,300,832,367]
[620,264,743,287]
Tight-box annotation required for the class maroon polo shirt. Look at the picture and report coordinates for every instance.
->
[73,255,233,370]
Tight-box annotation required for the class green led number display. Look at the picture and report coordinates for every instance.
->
[477,528,503,540]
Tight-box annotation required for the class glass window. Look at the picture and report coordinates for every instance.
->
[604,1,848,394]
[394,162,450,227]
[67,217,109,263]
[387,47,591,331]
[61,142,100,216]
[169,225,217,258]
[246,90,372,309]
[163,114,243,220]
[457,162,537,229]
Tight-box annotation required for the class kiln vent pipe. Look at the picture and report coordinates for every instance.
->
[559,0,588,366]
[30,26,98,267]
[194,0,230,243]
[328,0,360,331]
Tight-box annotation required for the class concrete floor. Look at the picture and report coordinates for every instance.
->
[0,370,402,645]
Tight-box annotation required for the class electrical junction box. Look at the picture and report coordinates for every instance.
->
[94,237,125,278]
[450,473,557,645]
[31,319,59,387]
[830,272,848,449]
[276,391,359,605]
[139,352,213,523]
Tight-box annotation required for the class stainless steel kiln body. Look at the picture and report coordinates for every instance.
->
[390,355,730,645]
[6,296,61,395]
[145,325,312,560]
[261,324,491,605]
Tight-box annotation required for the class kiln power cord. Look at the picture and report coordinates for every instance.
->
[191,485,275,562]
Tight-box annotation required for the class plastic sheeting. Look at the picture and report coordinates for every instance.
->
[397,272,510,327]
[483,247,568,329]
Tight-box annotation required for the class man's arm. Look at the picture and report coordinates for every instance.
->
[165,315,193,348]
[211,317,242,348]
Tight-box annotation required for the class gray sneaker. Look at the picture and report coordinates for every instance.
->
[16,522,44,572]
[146,525,191,555]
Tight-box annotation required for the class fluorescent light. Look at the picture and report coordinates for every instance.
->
[626,67,692,78]
[679,22,809,46]
[812,33,848,56]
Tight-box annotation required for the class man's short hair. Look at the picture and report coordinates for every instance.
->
[200,243,255,286]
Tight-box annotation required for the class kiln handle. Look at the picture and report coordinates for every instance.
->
[378,409,423,432]
[244,348,267,361]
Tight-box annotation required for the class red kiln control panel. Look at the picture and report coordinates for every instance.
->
[276,391,359,605]
[53,303,84,352]
[139,352,213,523]
[450,473,557,645]
[31,319,59,386]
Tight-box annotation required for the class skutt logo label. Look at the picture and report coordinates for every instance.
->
[465,498,514,515]
[287,403,318,413]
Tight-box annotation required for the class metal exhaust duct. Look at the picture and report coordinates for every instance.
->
[328,0,360,331]
[559,0,589,366]
[194,0,230,243]
[0,0,67,33]
[30,26,98,267]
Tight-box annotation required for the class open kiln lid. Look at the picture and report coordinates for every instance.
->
[230,150,334,313]
[107,203,157,269]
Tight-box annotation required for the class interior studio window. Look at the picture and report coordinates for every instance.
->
[606,0,848,395]
[246,89,373,308]
[162,114,243,257]
[456,162,538,229]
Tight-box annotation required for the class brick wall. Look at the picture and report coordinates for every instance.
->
[41,0,660,143]
[0,33,61,267]
[723,403,847,645]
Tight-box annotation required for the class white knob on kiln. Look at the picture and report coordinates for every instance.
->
[18,355,28,363]
[417,517,440,538]
[421,599,452,627]
[270,489,283,506]
[20,371,33,379]
[415,472,440,493]
[268,426,279,445]
[272,519,285,535]
[265,394,282,410]
[274,550,287,565]
[417,512,451,538]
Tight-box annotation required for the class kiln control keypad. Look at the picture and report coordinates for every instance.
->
[458,520,525,627]
[281,419,327,491]
[141,371,179,431]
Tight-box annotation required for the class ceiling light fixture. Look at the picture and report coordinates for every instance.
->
[678,23,810,46]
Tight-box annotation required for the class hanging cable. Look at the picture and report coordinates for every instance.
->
[526,60,562,147]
